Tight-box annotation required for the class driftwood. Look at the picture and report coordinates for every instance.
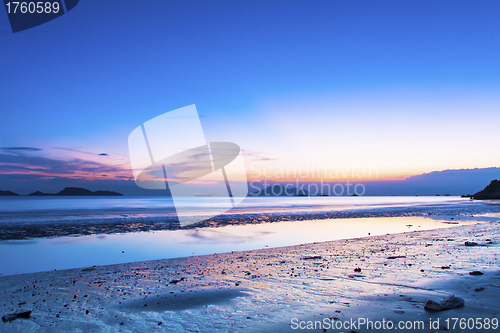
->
[301,256,322,260]
[2,310,32,322]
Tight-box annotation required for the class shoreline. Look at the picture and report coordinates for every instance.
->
[1,197,498,240]
[0,215,483,276]
[1,220,499,332]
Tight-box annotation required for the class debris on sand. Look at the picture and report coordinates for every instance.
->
[386,256,406,259]
[474,287,485,292]
[394,307,404,314]
[464,241,479,246]
[82,267,97,272]
[424,295,464,311]
[2,310,32,322]
[169,277,186,284]
[301,256,322,260]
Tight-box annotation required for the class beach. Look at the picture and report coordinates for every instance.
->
[1,218,499,332]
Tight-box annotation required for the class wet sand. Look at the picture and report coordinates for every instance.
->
[0,220,499,332]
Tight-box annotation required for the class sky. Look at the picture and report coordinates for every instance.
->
[1,0,500,195]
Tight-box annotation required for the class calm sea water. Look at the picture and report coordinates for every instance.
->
[0,195,481,223]
[0,196,496,275]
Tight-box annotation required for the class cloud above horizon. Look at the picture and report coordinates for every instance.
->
[54,147,112,156]
[0,147,42,151]
[0,148,131,182]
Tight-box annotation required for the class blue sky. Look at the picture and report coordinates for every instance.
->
[1,0,500,194]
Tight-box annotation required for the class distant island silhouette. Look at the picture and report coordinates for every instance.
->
[470,179,500,199]
[3,180,499,198]
[0,187,123,197]
[0,190,19,196]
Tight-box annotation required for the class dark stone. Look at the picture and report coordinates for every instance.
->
[424,295,464,311]
[2,310,32,322]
